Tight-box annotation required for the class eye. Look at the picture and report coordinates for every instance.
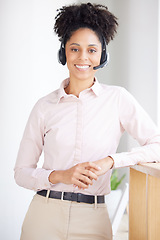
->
[89,49,97,53]
[71,48,79,52]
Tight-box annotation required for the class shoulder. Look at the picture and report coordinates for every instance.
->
[36,88,59,105]
[99,83,128,97]
[30,88,60,116]
[98,83,138,108]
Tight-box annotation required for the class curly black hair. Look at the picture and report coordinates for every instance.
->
[54,2,118,45]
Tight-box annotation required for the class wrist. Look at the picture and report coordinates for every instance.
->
[49,170,62,184]
[108,156,114,169]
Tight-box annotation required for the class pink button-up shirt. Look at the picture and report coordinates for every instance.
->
[14,78,160,195]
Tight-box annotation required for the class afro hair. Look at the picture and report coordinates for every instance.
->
[54,2,118,45]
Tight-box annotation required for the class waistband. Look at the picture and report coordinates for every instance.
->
[37,190,105,204]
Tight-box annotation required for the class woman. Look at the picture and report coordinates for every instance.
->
[14,3,160,240]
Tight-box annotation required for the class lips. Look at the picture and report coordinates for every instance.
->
[75,64,90,70]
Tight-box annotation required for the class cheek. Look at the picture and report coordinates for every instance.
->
[93,55,101,64]
[66,56,76,72]
[66,52,76,65]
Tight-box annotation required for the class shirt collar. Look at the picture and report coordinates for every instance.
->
[57,78,70,103]
[91,77,102,97]
[57,77,102,103]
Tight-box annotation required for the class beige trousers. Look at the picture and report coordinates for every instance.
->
[20,194,112,240]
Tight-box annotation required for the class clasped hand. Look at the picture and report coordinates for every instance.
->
[49,157,114,189]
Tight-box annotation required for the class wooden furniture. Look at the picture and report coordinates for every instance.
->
[129,163,160,240]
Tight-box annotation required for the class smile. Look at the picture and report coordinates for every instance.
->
[75,65,90,70]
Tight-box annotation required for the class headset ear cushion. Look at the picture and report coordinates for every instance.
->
[100,36,108,65]
[58,44,66,65]
[100,44,108,64]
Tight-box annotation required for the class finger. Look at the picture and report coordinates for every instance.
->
[85,167,99,175]
[74,171,93,186]
[74,179,89,189]
[79,174,93,185]
[82,169,98,181]
[73,184,84,189]
[82,162,101,171]
[73,167,94,184]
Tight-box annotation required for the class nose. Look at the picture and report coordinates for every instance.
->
[78,50,88,60]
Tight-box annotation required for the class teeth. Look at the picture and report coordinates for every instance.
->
[75,65,89,69]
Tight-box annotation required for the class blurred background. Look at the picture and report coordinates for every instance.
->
[0,0,160,239]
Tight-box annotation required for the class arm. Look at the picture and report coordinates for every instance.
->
[86,88,160,177]
[111,88,160,168]
[14,100,53,191]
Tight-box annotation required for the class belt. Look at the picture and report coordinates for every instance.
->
[37,190,105,204]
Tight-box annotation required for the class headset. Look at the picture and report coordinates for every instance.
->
[58,35,109,70]
[58,41,66,66]
[93,36,109,70]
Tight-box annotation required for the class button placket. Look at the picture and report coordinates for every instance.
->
[73,100,83,166]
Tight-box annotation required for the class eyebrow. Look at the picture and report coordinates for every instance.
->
[69,43,80,46]
[69,43,99,47]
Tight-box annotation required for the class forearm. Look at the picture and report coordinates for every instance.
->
[14,167,53,191]
[110,142,160,168]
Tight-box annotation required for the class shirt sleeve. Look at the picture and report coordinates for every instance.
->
[14,100,54,191]
[110,88,160,168]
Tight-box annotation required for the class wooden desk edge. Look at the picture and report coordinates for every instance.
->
[130,163,160,178]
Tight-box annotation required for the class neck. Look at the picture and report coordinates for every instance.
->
[65,77,95,97]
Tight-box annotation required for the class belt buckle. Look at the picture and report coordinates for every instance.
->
[77,193,82,203]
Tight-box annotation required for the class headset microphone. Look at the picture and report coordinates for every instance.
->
[93,52,109,70]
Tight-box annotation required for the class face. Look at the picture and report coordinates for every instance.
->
[65,28,102,82]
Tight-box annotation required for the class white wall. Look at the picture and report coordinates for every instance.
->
[0,1,75,239]
[85,0,159,130]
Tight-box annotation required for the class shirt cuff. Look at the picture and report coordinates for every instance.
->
[109,152,135,169]
[32,169,55,190]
